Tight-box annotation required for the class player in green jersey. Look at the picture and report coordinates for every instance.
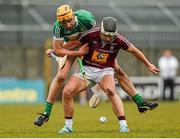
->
[34,4,96,126]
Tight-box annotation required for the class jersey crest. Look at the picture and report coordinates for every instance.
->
[92,50,109,64]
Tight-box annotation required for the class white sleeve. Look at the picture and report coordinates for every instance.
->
[53,35,64,41]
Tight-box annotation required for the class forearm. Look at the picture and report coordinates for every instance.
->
[127,44,160,74]
[54,48,84,57]
[63,40,81,50]
[53,39,84,57]
[128,45,151,67]
[133,51,151,66]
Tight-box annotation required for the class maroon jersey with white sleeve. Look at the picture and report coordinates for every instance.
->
[79,27,131,69]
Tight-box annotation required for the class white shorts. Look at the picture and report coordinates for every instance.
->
[73,66,115,85]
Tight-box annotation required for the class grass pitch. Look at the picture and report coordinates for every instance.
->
[0,101,180,138]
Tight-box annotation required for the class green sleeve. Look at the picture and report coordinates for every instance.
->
[53,21,64,39]
[76,9,96,29]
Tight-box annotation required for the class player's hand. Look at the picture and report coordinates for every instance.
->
[46,49,54,57]
[79,43,89,55]
[147,63,160,74]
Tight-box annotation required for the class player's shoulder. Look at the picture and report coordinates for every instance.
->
[116,33,127,40]
[81,26,100,39]
[116,33,129,43]
[53,21,65,33]
[114,33,131,49]
[88,26,100,34]
[75,9,96,28]
[75,9,93,18]
[84,26,100,35]
[53,21,63,29]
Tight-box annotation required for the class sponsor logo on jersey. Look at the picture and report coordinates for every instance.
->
[92,50,109,63]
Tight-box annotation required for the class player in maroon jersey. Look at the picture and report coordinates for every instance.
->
[58,17,160,134]
[87,20,160,112]
[61,17,160,114]
[59,17,160,134]
[58,17,130,134]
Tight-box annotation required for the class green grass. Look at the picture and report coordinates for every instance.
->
[0,101,180,138]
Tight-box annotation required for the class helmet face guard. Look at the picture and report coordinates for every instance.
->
[100,17,118,36]
[57,5,74,22]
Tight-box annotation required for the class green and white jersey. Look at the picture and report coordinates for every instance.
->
[53,9,96,42]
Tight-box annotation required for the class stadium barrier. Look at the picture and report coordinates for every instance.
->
[116,76,180,100]
[0,78,45,104]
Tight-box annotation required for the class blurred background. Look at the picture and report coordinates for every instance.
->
[0,0,180,104]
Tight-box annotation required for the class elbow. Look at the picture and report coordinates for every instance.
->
[127,44,137,54]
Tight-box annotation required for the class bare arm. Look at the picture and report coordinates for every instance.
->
[63,40,82,50]
[126,43,160,74]
[53,39,88,57]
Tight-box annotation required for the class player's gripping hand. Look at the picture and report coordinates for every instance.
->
[147,63,160,74]
[46,49,54,57]
[79,43,89,55]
